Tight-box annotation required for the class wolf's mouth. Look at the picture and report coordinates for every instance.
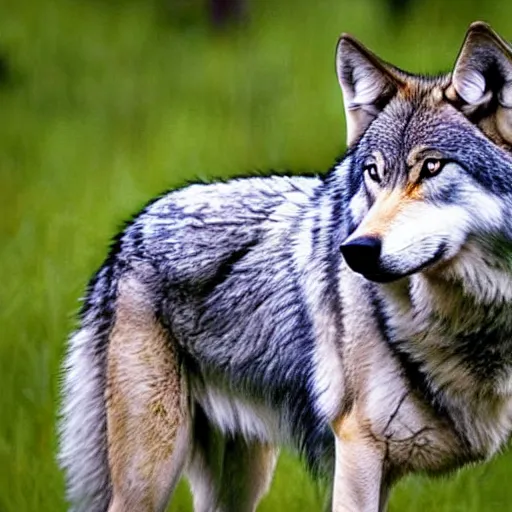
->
[361,243,448,283]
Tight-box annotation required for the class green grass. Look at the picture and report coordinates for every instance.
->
[2,0,512,510]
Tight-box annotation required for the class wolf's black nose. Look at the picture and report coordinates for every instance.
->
[340,236,382,274]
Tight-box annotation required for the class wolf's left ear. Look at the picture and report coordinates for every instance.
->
[336,35,405,146]
[447,22,512,144]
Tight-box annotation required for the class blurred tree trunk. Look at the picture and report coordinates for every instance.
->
[0,53,9,85]
[387,0,414,18]
[210,0,247,28]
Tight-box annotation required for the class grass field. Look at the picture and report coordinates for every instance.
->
[2,0,512,510]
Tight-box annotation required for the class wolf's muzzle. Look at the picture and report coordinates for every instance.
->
[340,236,382,275]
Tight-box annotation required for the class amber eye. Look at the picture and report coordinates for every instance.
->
[364,164,381,183]
[420,158,444,179]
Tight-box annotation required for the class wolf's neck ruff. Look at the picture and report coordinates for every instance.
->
[372,242,512,456]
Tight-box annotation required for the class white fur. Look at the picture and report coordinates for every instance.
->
[445,242,512,305]
[376,171,503,277]
[194,384,283,443]
[381,201,471,272]
[351,63,387,107]
[348,184,369,226]
[293,195,345,421]
[312,321,346,420]
[455,69,486,104]
[59,327,111,512]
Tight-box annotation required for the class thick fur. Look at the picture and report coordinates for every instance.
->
[60,22,512,512]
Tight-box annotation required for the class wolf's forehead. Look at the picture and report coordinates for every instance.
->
[358,106,420,166]
[361,91,468,165]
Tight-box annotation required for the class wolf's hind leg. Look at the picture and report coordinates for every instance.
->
[217,437,278,512]
[106,274,190,512]
[187,417,278,512]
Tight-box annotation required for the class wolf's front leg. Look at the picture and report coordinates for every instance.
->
[331,411,389,512]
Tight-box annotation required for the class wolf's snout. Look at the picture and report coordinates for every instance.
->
[340,236,382,274]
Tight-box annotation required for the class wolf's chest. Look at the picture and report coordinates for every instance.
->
[385,311,512,459]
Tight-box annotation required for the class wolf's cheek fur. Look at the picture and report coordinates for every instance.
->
[378,203,470,275]
[379,183,504,277]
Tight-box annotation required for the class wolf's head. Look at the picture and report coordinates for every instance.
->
[335,22,512,287]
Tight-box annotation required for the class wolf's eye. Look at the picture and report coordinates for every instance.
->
[364,164,381,183]
[420,158,444,179]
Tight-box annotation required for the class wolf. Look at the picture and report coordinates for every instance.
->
[59,21,512,512]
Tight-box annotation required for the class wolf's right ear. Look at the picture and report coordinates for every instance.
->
[447,22,512,144]
[336,35,405,146]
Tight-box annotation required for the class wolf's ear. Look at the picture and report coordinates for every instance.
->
[447,22,512,144]
[336,35,405,146]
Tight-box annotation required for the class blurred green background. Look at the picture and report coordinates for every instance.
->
[1,0,512,510]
